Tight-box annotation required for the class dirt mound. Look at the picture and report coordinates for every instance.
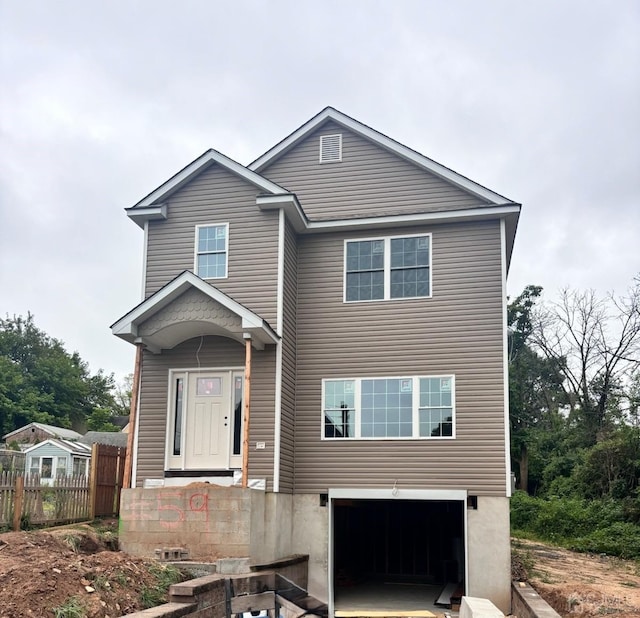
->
[0,525,182,618]
[513,538,640,617]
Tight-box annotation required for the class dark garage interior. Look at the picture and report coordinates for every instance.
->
[333,498,465,612]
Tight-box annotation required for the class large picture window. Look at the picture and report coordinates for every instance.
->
[195,223,228,279]
[323,375,454,440]
[345,234,431,302]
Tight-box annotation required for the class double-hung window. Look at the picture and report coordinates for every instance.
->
[345,234,431,302]
[195,223,228,279]
[323,375,454,439]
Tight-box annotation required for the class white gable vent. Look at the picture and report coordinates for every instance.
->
[319,134,342,163]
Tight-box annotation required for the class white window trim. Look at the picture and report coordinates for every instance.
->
[194,223,229,280]
[321,375,455,441]
[343,233,432,303]
[319,133,342,163]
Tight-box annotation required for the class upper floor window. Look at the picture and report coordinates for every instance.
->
[323,375,454,440]
[344,234,431,302]
[195,224,228,279]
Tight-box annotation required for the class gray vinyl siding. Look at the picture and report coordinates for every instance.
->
[279,219,298,493]
[260,120,489,220]
[26,445,72,468]
[135,336,276,489]
[145,163,279,326]
[294,219,507,496]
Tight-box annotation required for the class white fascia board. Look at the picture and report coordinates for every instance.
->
[111,271,278,345]
[250,107,335,170]
[256,194,308,233]
[128,149,288,212]
[329,488,468,501]
[250,107,513,204]
[305,204,521,234]
[23,440,53,454]
[24,439,75,455]
[126,204,168,229]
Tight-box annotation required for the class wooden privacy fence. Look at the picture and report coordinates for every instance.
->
[89,443,126,518]
[0,443,126,530]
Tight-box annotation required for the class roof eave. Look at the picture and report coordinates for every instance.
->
[111,271,279,352]
[249,106,515,205]
[125,149,290,228]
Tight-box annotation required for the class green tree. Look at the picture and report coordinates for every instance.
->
[86,407,120,432]
[0,314,118,436]
[508,286,565,492]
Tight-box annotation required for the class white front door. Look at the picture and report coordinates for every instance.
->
[184,372,230,469]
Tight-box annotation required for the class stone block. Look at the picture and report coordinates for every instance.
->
[461,596,504,618]
[215,557,251,574]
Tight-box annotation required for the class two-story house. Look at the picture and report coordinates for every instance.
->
[112,107,520,613]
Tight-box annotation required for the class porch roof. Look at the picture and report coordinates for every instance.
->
[111,271,279,352]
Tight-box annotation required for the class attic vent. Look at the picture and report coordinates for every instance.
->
[319,134,342,163]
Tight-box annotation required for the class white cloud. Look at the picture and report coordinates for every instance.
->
[1,0,638,379]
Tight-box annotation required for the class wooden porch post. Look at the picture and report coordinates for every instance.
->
[242,337,252,488]
[123,343,143,489]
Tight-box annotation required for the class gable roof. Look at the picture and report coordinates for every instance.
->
[249,106,515,206]
[126,149,293,228]
[79,432,128,448]
[3,422,82,442]
[111,270,279,351]
[24,438,92,456]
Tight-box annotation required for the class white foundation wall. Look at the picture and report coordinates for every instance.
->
[254,493,511,612]
[466,496,511,613]
[290,494,329,602]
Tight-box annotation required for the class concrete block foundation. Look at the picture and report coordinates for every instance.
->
[119,489,511,613]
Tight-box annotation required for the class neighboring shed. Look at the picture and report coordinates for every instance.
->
[2,422,83,446]
[79,431,128,448]
[24,439,92,485]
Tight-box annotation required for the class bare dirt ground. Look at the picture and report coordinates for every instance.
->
[512,538,640,617]
[0,522,182,618]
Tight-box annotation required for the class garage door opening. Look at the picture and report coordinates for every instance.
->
[332,498,465,613]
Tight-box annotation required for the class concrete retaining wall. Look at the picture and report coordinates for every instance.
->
[512,582,562,618]
[125,569,312,618]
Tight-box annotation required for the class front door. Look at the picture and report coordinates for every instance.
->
[184,373,230,469]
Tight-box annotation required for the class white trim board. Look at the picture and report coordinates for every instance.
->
[250,106,514,205]
[329,487,467,501]
[111,270,279,350]
[126,149,290,228]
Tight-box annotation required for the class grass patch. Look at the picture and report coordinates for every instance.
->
[52,596,86,618]
[511,492,640,560]
[62,533,81,553]
[139,563,184,609]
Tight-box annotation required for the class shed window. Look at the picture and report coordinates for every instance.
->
[72,457,87,476]
[29,457,40,476]
[41,457,53,479]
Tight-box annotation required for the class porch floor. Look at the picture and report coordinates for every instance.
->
[334,582,455,616]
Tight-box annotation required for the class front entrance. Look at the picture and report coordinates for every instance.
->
[166,369,244,474]
[185,373,230,469]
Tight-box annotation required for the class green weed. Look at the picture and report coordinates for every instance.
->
[139,563,184,609]
[52,596,86,618]
[62,533,81,552]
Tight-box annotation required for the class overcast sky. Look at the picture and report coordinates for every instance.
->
[1,1,639,382]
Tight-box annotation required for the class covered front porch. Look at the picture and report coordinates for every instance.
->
[111,270,279,489]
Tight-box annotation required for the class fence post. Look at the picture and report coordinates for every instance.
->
[13,476,24,531]
[88,443,99,520]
